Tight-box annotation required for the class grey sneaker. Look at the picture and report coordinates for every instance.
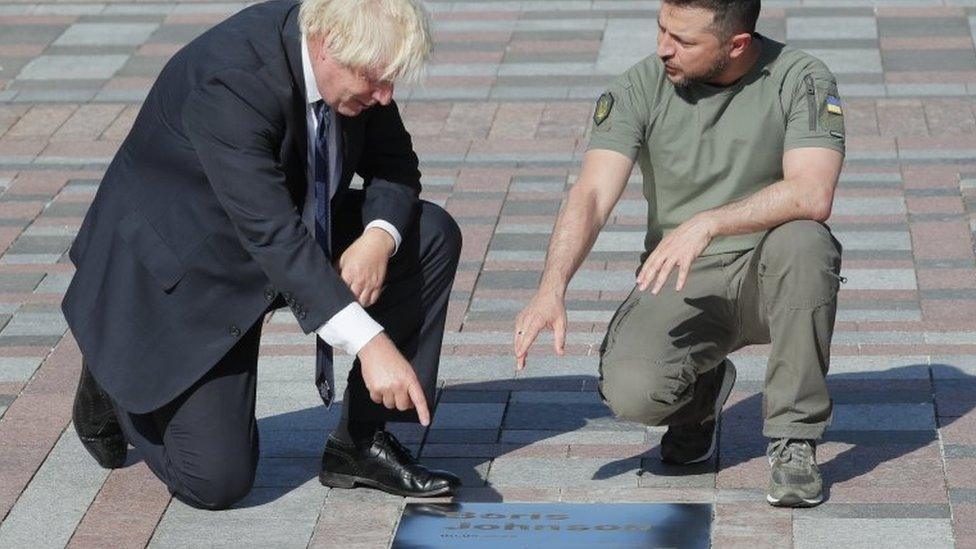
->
[766,438,823,507]
[660,359,737,465]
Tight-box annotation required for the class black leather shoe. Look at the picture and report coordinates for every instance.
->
[72,364,127,469]
[320,431,461,497]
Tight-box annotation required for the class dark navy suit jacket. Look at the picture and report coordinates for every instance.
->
[61,0,422,413]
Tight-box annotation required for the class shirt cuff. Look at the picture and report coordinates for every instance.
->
[364,219,402,256]
[316,302,384,356]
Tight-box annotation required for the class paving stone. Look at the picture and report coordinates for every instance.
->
[793,518,954,548]
[253,457,319,488]
[638,456,717,488]
[807,503,950,518]
[831,403,936,431]
[6,235,73,255]
[422,457,490,485]
[807,48,883,73]
[426,429,500,444]
[833,230,912,250]
[258,429,328,458]
[788,16,878,39]
[0,273,44,293]
[17,55,129,80]
[500,429,647,445]
[504,402,615,430]
[842,268,917,290]
[0,428,110,549]
[0,356,44,382]
[0,253,64,265]
[149,480,325,548]
[833,196,906,215]
[0,312,67,337]
[488,456,641,487]
[432,402,506,429]
[33,273,72,293]
[54,23,158,46]
[0,25,67,46]
[884,49,976,71]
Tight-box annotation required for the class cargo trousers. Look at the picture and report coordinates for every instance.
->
[598,220,843,440]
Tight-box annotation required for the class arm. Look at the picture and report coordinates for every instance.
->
[514,149,634,369]
[701,147,841,235]
[336,101,419,307]
[637,146,844,294]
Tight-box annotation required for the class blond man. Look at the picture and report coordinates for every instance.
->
[64,0,462,509]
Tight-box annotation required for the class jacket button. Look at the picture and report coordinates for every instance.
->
[230,325,241,337]
[264,288,275,301]
[299,311,307,320]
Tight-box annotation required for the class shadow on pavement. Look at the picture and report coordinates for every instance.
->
[170,363,972,508]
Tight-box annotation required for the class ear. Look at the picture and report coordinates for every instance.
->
[728,31,753,59]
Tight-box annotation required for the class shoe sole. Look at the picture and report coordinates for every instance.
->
[319,470,457,498]
[766,493,822,508]
[77,432,127,469]
[675,361,738,465]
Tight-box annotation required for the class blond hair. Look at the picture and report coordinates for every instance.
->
[299,0,432,84]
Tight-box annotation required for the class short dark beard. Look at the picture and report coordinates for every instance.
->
[672,52,731,88]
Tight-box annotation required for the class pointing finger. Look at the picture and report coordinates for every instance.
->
[408,380,430,426]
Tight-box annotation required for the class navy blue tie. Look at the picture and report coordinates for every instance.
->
[313,100,334,405]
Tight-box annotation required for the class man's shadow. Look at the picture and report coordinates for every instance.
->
[223,355,972,507]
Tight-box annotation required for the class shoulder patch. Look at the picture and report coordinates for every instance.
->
[826,94,843,116]
[593,92,614,125]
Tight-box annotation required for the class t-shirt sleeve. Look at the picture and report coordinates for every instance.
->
[586,81,646,161]
[783,64,846,154]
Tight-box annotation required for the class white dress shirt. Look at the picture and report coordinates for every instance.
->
[302,34,400,356]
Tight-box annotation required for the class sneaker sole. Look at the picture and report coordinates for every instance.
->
[319,470,456,498]
[766,492,822,508]
[678,361,738,465]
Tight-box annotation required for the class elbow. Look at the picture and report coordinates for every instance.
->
[807,193,834,223]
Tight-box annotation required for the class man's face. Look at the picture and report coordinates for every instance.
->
[657,4,730,87]
[309,38,395,116]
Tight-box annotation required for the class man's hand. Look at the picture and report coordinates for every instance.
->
[337,227,395,307]
[358,332,431,425]
[513,289,567,371]
[637,213,716,294]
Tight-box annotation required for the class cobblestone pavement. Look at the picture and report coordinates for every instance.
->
[0,0,974,547]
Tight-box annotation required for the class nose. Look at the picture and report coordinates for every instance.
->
[373,82,394,106]
[657,32,674,59]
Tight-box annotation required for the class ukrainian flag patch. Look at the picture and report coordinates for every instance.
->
[826,95,843,115]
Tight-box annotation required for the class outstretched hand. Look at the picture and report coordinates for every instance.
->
[513,290,567,370]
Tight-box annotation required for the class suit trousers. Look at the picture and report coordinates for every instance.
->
[112,193,462,510]
[597,220,843,440]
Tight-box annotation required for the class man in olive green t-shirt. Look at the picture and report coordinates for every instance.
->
[514,0,845,508]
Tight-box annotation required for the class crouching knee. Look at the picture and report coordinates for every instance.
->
[599,356,696,426]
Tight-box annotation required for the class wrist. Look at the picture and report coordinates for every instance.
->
[695,211,720,238]
[364,226,396,256]
[358,330,390,360]
[537,277,567,300]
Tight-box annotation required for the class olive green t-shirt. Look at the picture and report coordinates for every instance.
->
[588,35,845,258]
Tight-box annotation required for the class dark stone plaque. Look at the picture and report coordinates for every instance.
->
[392,502,712,548]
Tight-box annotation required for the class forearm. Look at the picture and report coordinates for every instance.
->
[536,149,634,296]
[538,187,606,296]
[703,177,833,238]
